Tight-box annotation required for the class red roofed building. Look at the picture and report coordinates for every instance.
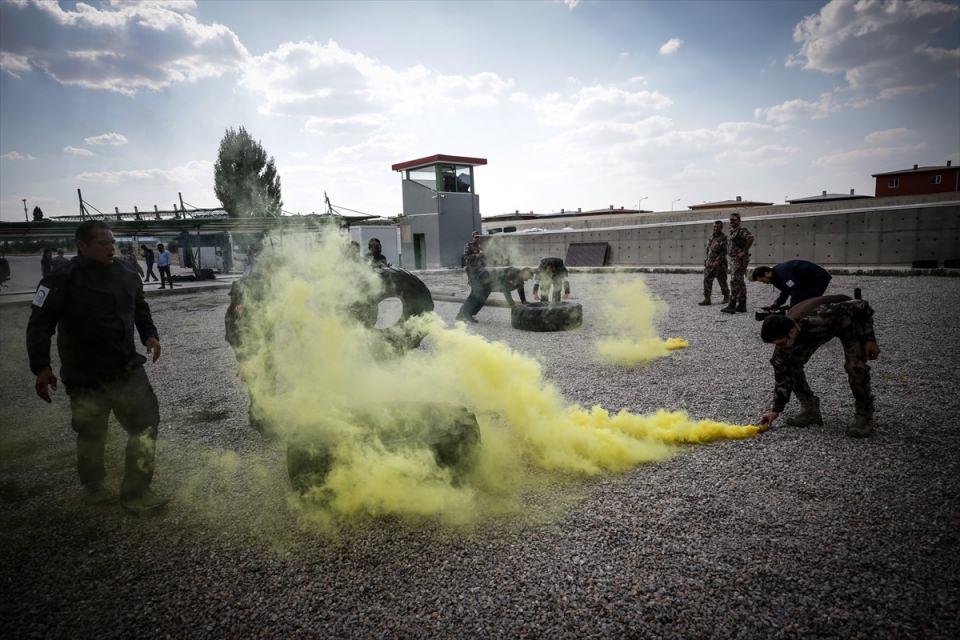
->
[872,161,959,197]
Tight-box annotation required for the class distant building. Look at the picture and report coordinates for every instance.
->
[872,161,959,197]
[483,206,645,234]
[688,195,772,210]
[786,189,873,205]
[393,153,486,269]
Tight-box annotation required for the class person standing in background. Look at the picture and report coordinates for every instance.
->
[41,248,53,277]
[156,243,173,289]
[141,244,158,283]
[721,212,754,314]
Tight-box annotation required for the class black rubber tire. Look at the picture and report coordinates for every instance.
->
[365,266,435,351]
[511,301,583,332]
[287,403,481,492]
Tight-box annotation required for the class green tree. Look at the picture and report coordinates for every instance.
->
[214,126,282,217]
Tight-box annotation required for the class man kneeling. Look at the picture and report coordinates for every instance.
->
[758,297,879,437]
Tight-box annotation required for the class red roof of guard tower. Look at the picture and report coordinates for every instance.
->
[391,154,488,172]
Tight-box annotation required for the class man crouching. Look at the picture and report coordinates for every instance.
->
[758,297,880,437]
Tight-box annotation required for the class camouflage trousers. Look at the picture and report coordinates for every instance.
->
[788,335,874,417]
[729,255,750,303]
[703,265,729,297]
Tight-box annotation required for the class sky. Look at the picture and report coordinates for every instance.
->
[0,0,958,222]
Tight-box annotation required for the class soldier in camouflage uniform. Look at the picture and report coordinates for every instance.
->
[463,231,484,279]
[721,212,754,314]
[700,220,730,306]
[758,297,879,437]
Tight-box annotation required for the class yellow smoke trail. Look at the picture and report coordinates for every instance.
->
[236,233,757,524]
[596,277,689,365]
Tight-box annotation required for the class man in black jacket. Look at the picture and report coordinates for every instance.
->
[27,220,168,513]
[751,259,831,309]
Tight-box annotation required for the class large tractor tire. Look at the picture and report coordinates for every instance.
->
[287,403,481,493]
[511,301,583,332]
[358,266,435,352]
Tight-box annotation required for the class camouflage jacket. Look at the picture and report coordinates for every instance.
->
[704,232,727,268]
[728,226,754,256]
[770,299,876,412]
[463,241,484,271]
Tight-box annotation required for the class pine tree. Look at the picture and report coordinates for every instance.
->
[214,126,282,217]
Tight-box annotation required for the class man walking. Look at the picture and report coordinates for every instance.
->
[141,244,158,282]
[156,243,173,289]
[457,267,533,323]
[751,260,831,309]
[721,212,754,314]
[27,220,169,513]
[758,296,879,437]
[700,220,730,306]
[459,231,486,322]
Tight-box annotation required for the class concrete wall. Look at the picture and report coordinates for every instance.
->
[489,200,960,267]
[484,192,960,234]
[350,225,401,266]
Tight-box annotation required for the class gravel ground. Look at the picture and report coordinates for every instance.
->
[1,272,958,638]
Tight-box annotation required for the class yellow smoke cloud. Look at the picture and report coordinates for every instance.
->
[595,277,689,365]
[235,232,757,525]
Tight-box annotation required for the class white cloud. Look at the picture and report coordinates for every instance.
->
[0,52,31,77]
[1,150,36,160]
[563,0,581,9]
[864,128,915,146]
[658,38,683,56]
[64,146,94,156]
[85,132,129,146]
[304,114,387,136]
[291,152,309,159]
[754,92,837,123]
[811,143,927,170]
[77,160,212,184]
[0,0,248,95]
[716,144,799,166]
[241,40,513,122]
[790,0,959,97]
[527,84,672,126]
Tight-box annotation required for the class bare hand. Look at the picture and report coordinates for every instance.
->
[145,337,161,362]
[759,411,779,429]
[865,340,880,360]
[35,367,58,403]
[562,292,570,300]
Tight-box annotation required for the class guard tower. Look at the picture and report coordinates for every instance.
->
[392,154,486,269]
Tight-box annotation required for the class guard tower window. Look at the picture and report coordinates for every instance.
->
[437,164,473,193]
[408,167,437,190]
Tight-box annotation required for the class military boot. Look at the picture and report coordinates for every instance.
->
[785,397,823,427]
[846,413,873,438]
[121,488,170,515]
[735,297,747,312]
[720,300,737,314]
[698,294,711,306]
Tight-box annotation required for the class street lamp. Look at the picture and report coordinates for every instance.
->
[671,197,682,211]
[22,198,28,221]
[638,196,648,212]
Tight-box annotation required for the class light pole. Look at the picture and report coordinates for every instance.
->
[638,196,648,212]
[671,197,682,211]
[22,198,28,221]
